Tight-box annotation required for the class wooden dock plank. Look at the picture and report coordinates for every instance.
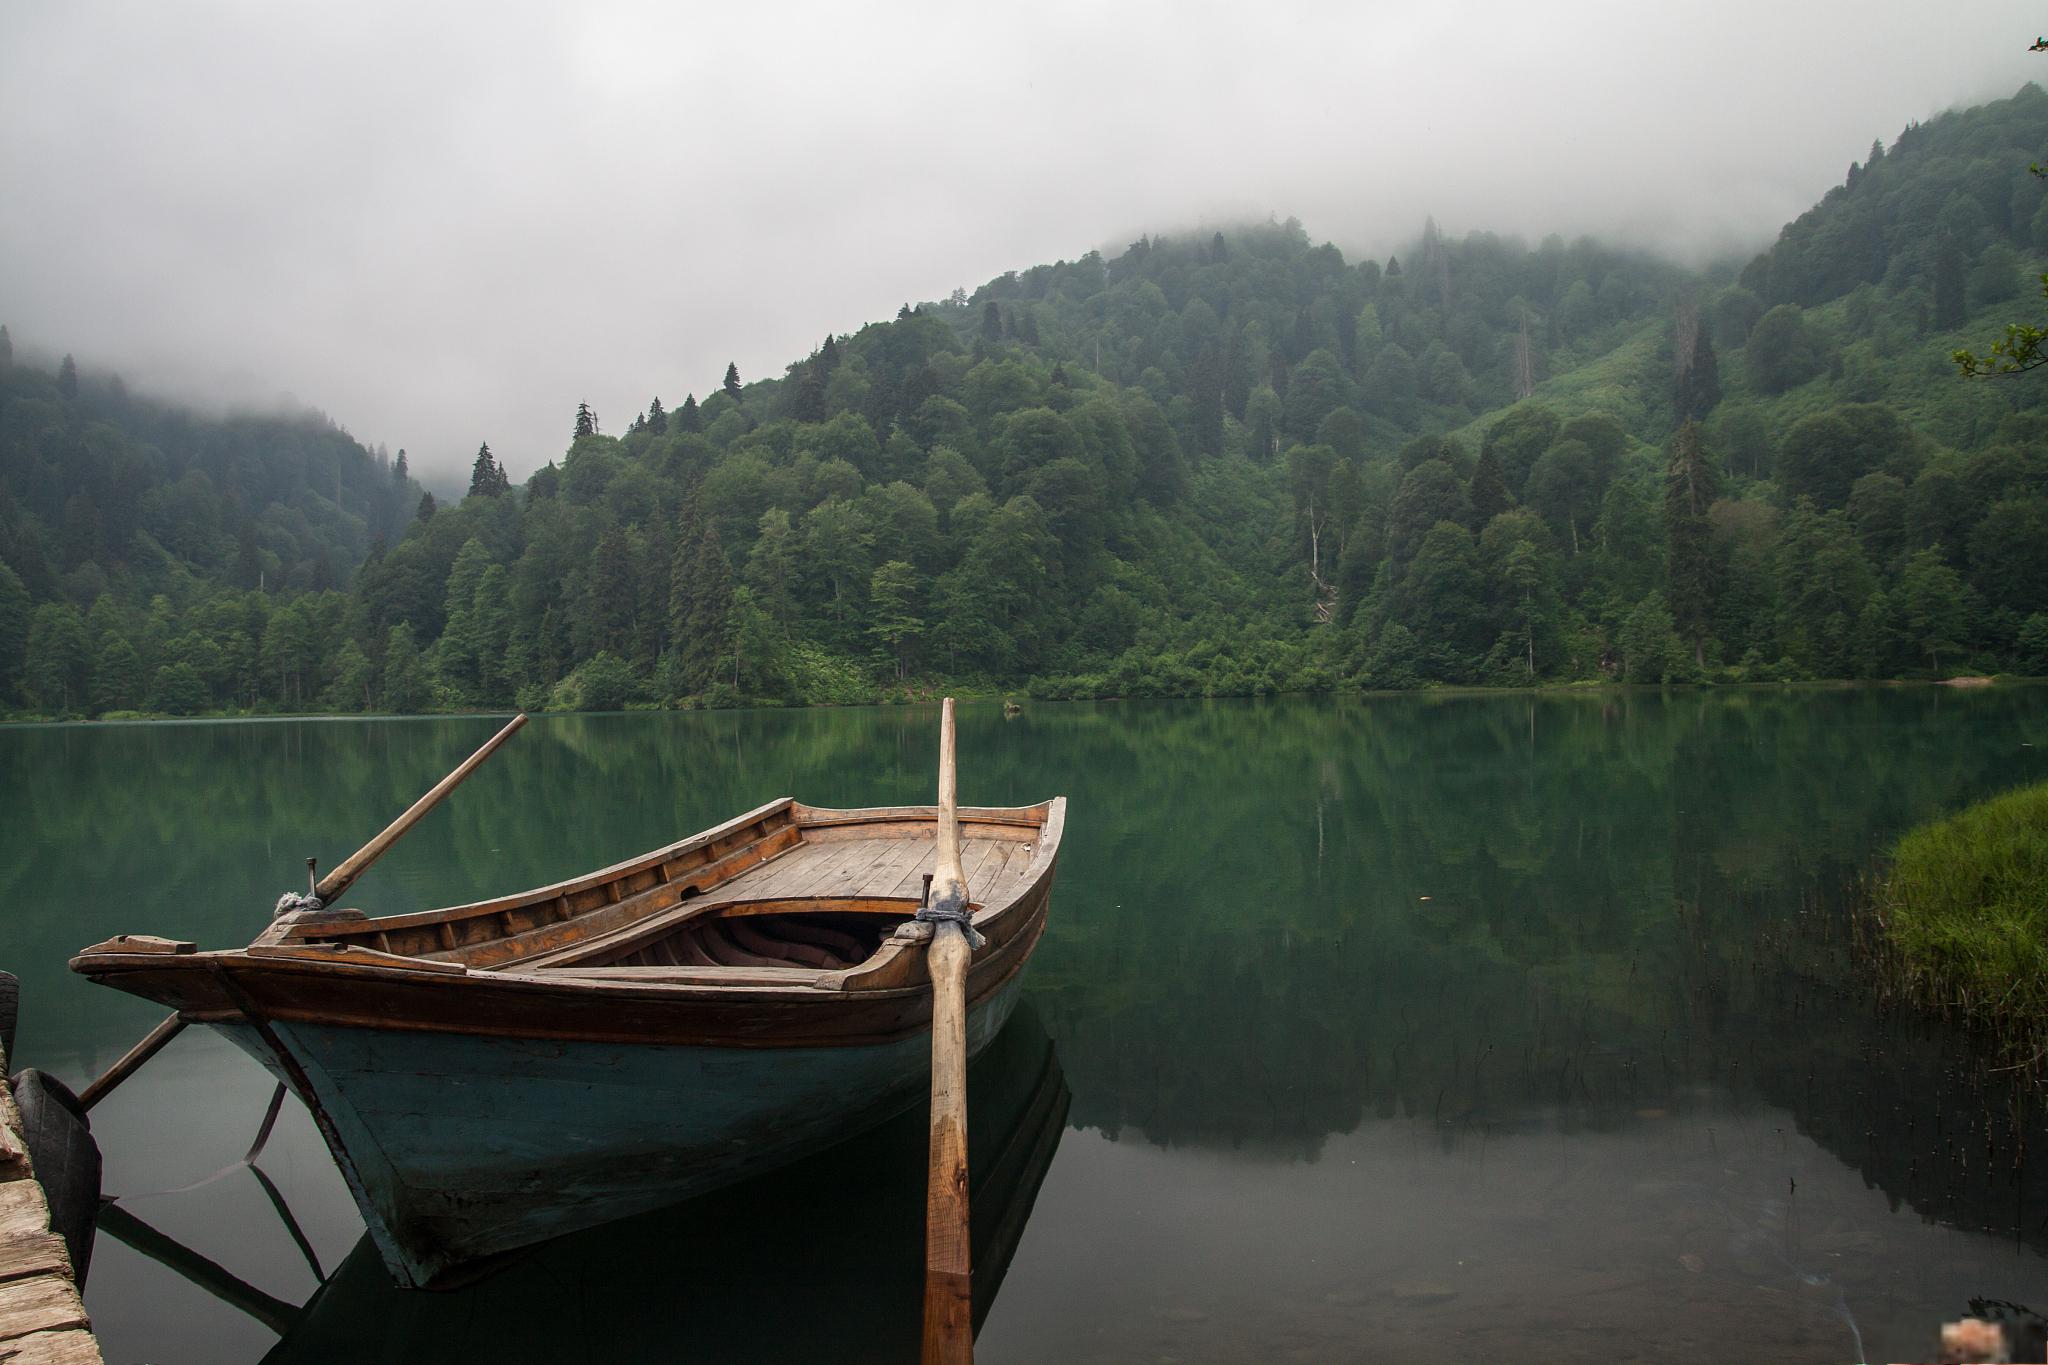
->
[0,1330,105,1365]
[0,1233,69,1286]
[0,1275,90,1341]
[0,1043,103,1364]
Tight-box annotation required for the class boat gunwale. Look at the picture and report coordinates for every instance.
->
[69,798,1067,1016]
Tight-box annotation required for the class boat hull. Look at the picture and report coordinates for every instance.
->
[219,977,1025,1288]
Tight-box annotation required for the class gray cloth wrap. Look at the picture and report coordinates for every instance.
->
[273,892,324,920]
[914,888,985,950]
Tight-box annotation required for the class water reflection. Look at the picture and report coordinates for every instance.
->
[97,1008,1064,1364]
[5,691,2047,1363]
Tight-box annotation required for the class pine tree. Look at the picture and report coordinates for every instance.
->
[897,303,913,321]
[1014,309,1039,345]
[1211,231,1228,262]
[1050,362,1069,388]
[1468,449,1512,526]
[820,335,841,372]
[792,358,828,423]
[56,354,77,400]
[983,300,1004,340]
[683,526,734,689]
[1663,420,1719,667]
[723,363,743,402]
[574,402,597,440]
[678,394,702,432]
[393,449,409,483]
[417,491,437,522]
[1932,232,1966,330]
[1188,344,1225,456]
[0,324,11,366]
[468,442,506,498]
[1674,300,1722,422]
[646,396,667,434]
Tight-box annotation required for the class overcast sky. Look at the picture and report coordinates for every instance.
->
[1,2,2041,480]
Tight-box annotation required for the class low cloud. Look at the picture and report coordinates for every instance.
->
[1,0,2037,475]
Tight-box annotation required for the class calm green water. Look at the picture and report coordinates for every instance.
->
[6,692,2048,1362]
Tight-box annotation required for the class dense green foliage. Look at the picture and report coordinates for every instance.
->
[1878,778,2048,1062]
[10,86,2048,717]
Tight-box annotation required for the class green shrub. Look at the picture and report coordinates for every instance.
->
[1878,781,2048,1062]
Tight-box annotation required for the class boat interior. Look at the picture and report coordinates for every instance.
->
[256,799,1053,979]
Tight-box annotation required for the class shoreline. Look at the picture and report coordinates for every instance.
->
[0,674,2034,728]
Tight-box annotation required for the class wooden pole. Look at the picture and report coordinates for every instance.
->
[314,712,527,905]
[922,698,974,1365]
[79,1012,187,1111]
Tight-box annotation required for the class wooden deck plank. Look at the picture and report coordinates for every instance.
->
[0,1275,91,1341]
[832,839,929,900]
[0,1329,105,1365]
[719,840,835,899]
[0,1046,102,1363]
[969,842,1015,900]
[0,1233,69,1286]
[775,838,899,900]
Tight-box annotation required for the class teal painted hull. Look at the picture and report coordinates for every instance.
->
[219,977,1024,1287]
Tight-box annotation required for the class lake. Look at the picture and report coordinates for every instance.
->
[6,690,2047,1362]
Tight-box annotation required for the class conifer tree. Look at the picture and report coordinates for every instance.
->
[1663,420,1718,667]
[468,442,506,498]
[646,397,667,434]
[0,324,11,366]
[819,335,841,372]
[723,363,743,402]
[1050,362,1069,388]
[574,402,597,440]
[897,303,913,321]
[1211,231,1227,262]
[417,491,437,522]
[678,394,702,432]
[983,300,1004,340]
[1468,449,1512,526]
[393,449,409,483]
[1933,233,1966,330]
[682,526,734,688]
[56,354,77,400]
[792,358,828,423]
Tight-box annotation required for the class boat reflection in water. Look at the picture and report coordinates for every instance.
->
[107,1006,1066,1364]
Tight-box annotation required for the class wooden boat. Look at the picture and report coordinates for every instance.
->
[242,1005,1068,1362]
[72,792,1065,1288]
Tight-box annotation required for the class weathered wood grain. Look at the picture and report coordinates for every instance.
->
[0,1329,104,1364]
[0,1276,90,1340]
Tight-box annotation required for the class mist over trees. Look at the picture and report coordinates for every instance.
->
[6,86,2048,717]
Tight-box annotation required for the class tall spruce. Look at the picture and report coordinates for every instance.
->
[393,449,409,482]
[1663,420,1718,667]
[646,396,667,435]
[1932,232,1966,331]
[677,394,701,432]
[723,362,743,402]
[56,354,77,400]
[792,357,828,422]
[0,324,11,366]
[468,442,507,498]
[574,402,597,440]
[1468,449,1512,526]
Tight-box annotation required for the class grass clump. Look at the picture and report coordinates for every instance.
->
[1877,782,2048,1066]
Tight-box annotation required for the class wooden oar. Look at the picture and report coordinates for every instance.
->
[79,712,529,1111]
[922,697,975,1365]
[313,711,528,906]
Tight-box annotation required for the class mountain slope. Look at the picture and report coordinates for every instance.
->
[8,85,2048,715]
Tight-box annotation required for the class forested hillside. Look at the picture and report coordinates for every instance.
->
[8,85,2048,717]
